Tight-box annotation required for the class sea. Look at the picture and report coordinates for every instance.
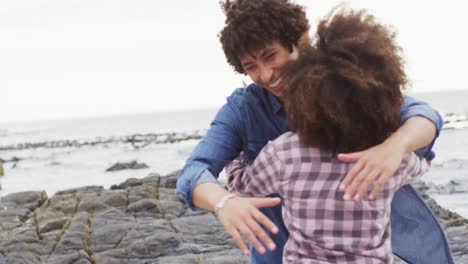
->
[0,89,467,218]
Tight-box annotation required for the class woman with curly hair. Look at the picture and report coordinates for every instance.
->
[177,0,450,263]
[227,9,428,263]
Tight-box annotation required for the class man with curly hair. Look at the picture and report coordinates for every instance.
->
[177,0,452,263]
[226,9,432,262]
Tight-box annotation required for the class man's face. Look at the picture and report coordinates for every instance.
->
[240,42,298,98]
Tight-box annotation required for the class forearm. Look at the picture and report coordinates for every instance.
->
[192,182,232,212]
[387,115,437,153]
[176,98,244,210]
[399,153,430,186]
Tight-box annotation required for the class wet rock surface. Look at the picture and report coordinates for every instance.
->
[0,172,244,264]
[407,180,468,263]
[105,161,150,172]
[0,173,467,264]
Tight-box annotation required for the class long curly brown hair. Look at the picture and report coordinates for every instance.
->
[284,8,407,154]
[218,0,309,74]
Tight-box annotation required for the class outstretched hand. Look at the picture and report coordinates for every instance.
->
[337,140,405,201]
[216,195,281,256]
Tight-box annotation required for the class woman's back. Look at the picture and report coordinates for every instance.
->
[228,131,428,263]
[275,132,391,263]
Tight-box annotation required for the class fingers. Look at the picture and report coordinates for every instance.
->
[252,208,279,234]
[343,165,371,201]
[340,161,364,192]
[226,226,250,255]
[368,171,391,200]
[219,197,279,256]
[337,151,364,163]
[353,169,381,201]
[341,167,392,201]
[246,218,276,251]
[238,223,265,254]
[250,197,281,209]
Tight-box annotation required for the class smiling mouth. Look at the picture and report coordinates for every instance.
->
[269,76,284,92]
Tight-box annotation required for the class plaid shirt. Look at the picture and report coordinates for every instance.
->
[227,132,429,264]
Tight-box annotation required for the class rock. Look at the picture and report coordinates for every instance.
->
[0,131,205,152]
[160,171,180,188]
[0,172,466,263]
[0,172,248,263]
[1,191,48,211]
[110,177,148,190]
[105,160,149,172]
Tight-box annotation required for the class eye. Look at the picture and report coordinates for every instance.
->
[244,65,257,72]
[265,52,276,61]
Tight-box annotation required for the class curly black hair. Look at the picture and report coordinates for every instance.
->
[283,8,407,154]
[218,0,309,74]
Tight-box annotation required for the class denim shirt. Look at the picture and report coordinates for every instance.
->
[176,84,452,264]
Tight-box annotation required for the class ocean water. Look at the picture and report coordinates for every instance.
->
[0,108,218,146]
[0,108,218,197]
[0,89,467,217]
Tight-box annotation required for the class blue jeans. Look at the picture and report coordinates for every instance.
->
[250,194,288,264]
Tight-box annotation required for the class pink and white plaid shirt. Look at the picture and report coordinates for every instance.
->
[226,132,429,264]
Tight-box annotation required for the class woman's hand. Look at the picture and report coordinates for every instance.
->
[216,195,281,255]
[337,138,405,201]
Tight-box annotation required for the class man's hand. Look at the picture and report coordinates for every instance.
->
[338,116,437,201]
[337,139,406,201]
[217,196,281,256]
[193,182,280,255]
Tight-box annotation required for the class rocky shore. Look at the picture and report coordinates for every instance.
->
[0,172,467,264]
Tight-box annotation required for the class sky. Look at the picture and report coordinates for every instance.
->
[1,0,467,123]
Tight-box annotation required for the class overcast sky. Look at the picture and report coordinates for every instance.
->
[1,0,467,122]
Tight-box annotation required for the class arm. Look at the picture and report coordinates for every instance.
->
[176,93,244,210]
[395,152,430,188]
[338,95,442,201]
[398,95,443,159]
[176,90,280,255]
[384,152,430,195]
[210,143,283,255]
[226,142,283,196]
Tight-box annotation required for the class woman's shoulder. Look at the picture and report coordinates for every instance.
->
[269,132,302,151]
[270,132,324,158]
[275,131,298,142]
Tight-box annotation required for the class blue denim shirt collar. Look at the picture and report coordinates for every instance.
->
[269,92,284,115]
[254,83,284,115]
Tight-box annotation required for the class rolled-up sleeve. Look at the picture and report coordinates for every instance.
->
[176,90,244,210]
[227,142,282,197]
[400,95,444,160]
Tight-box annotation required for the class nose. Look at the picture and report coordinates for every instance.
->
[259,65,274,84]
